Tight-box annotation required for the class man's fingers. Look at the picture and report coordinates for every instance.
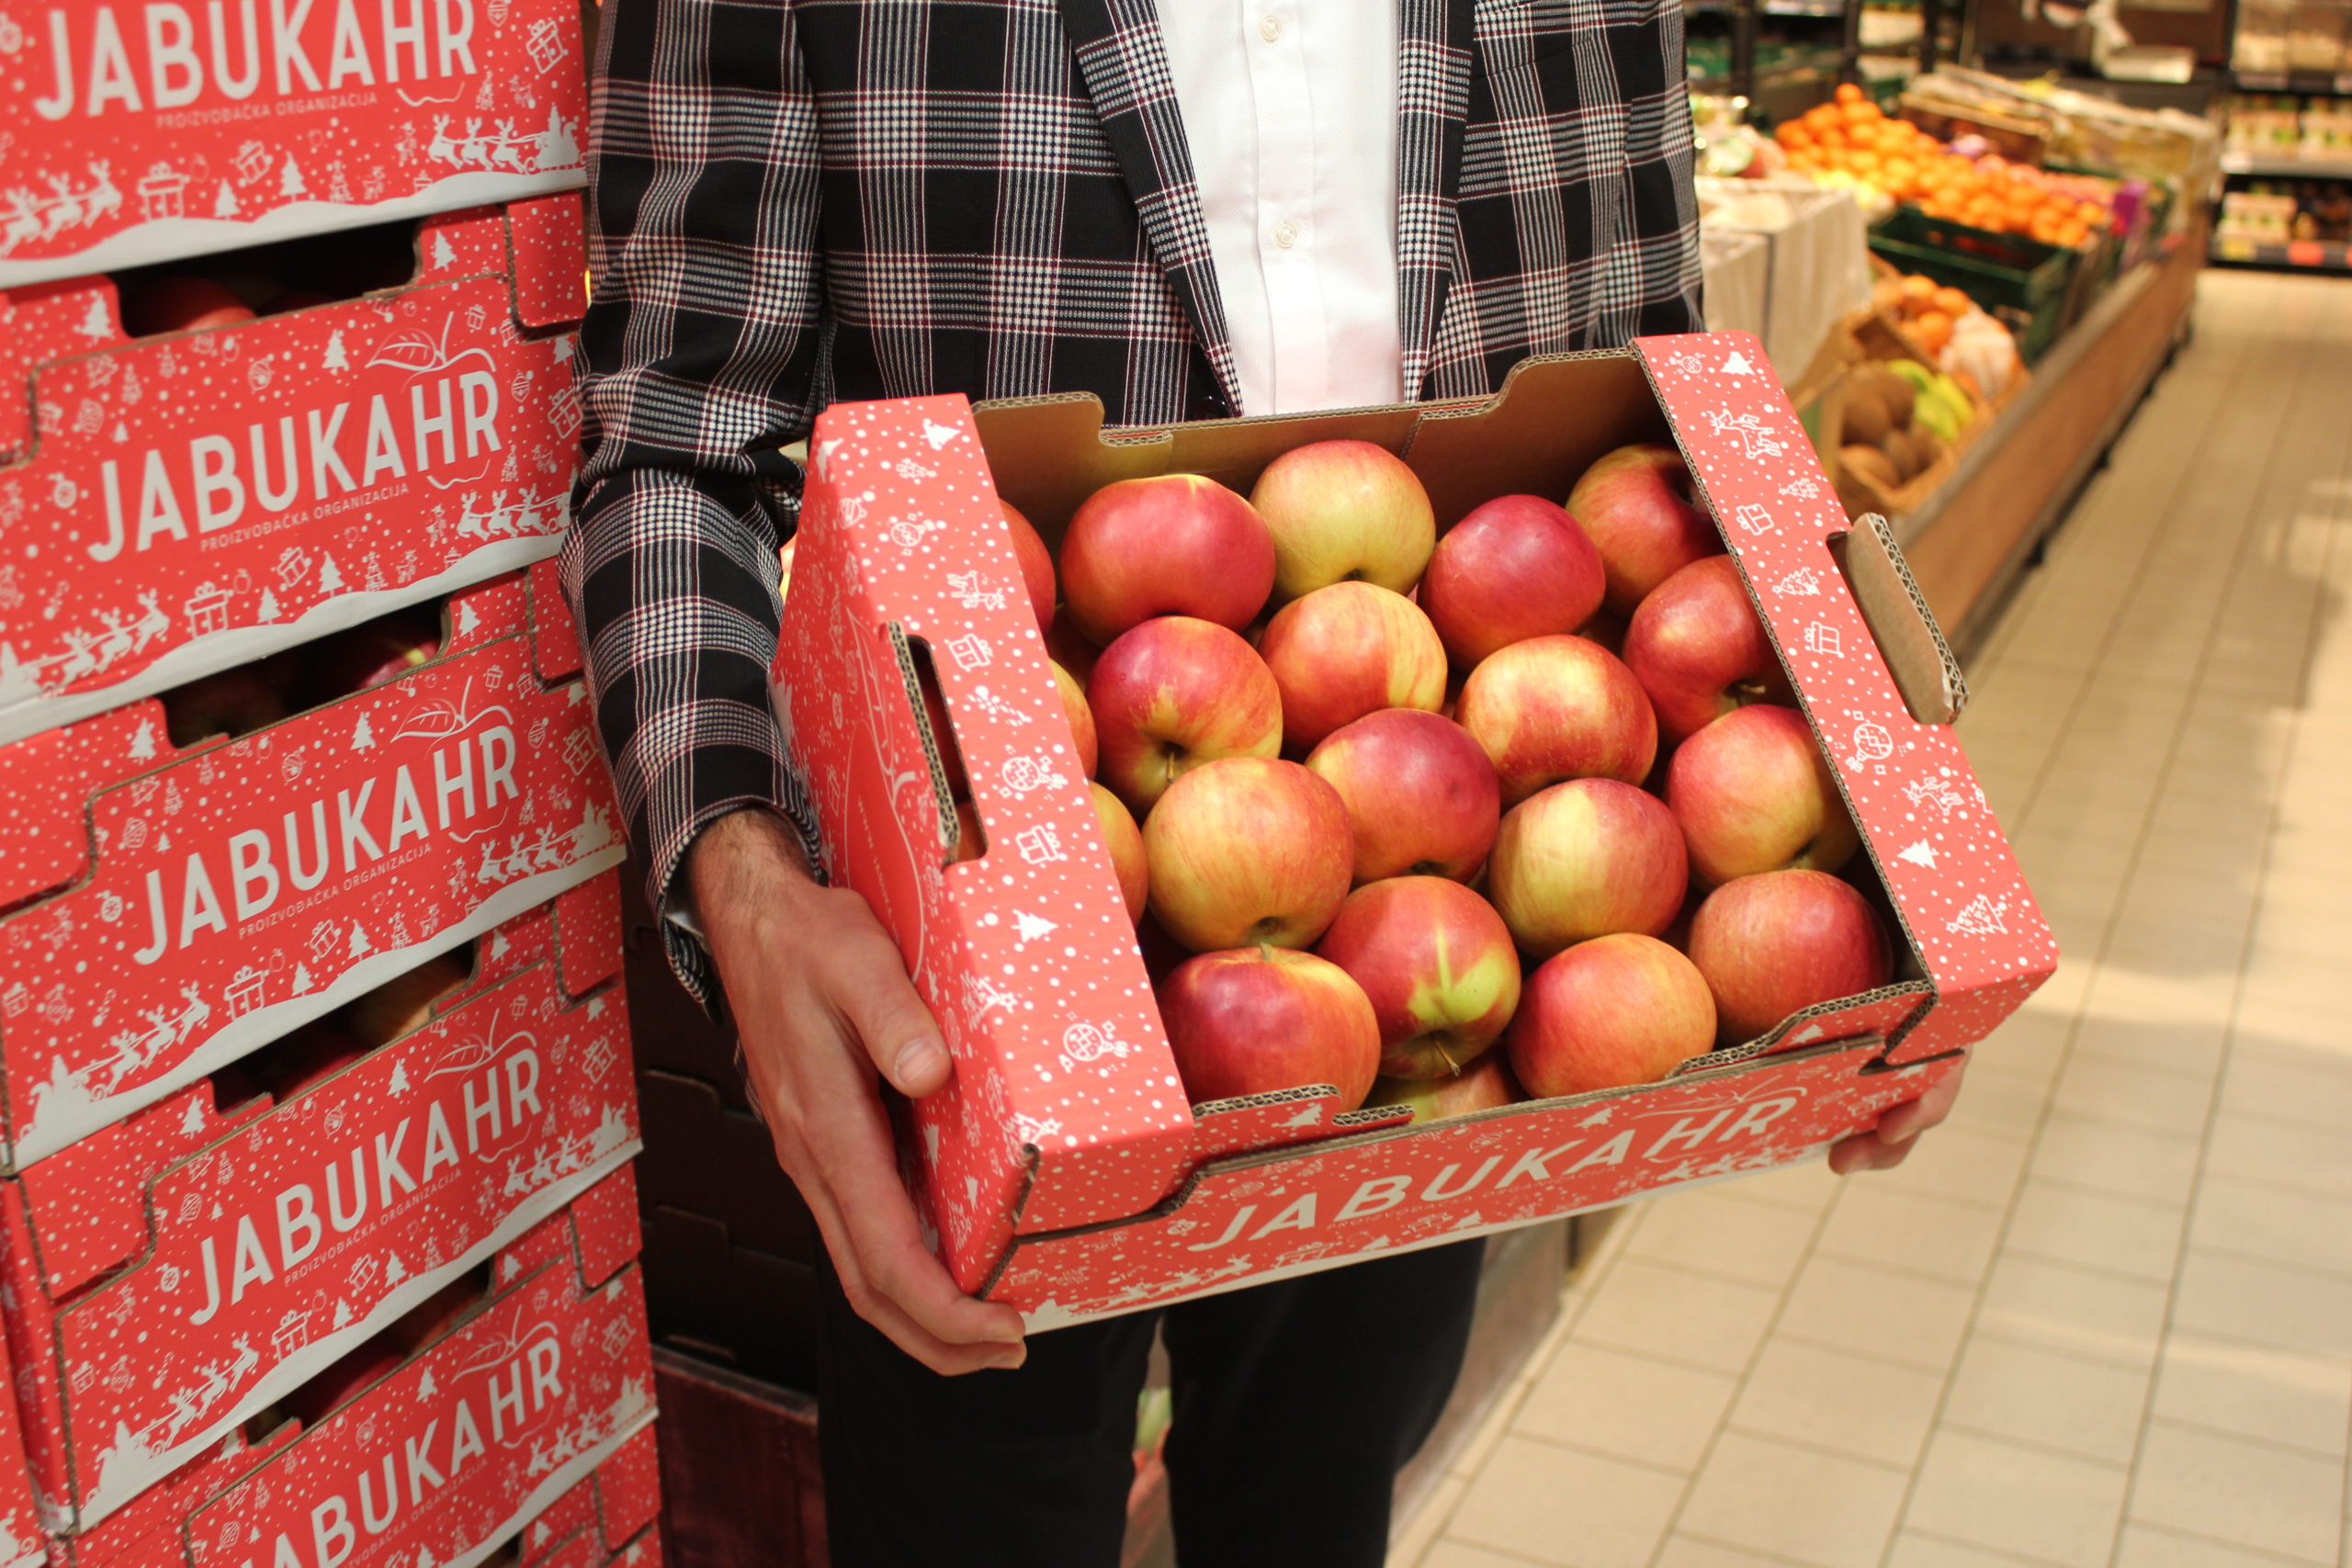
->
[795,1164,1024,1375]
[1828,1133,1913,1174]
[831,919,954,1098]
[820,1112,1031,1350]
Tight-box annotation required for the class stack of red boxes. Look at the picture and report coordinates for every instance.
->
[0,6,661,1566]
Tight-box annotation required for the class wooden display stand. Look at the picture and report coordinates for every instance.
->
[1897,214,2208,649]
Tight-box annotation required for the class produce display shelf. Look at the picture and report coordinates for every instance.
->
[2233,69,2352,96]
[1898,216,2206,648]
[1687,0,1851,17]
[2220,152,2352,180]
[2210,234,2352,271]
[1690,50,1850,91]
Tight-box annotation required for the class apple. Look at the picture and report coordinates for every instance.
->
[286,1337,404,1424]
[388,1275,482,1352]
[1487,778,1687,956]
[1257,582,1447,751]
[1157,945,1381,1110]
[1089,782,1148,924]
[1623,554,1789,745]
[124,275,256,335]
[1001,500,1057,632]
[1567,443,1723,615]
[1142,758,1351,950]
[164,668,288,745]
[1088,616,1283,814]
[1419,495,1606,667]
[1313,876,1521,1079]
[1507,933,1716,1098]
[1058,474,1276,643]
[1365,1051,1520,1123]
[1050,660,1097,778]
[343,953,472,1045]
[1455,635,1657,803]
[316,621,441,697]
[1687,870,1894,1044]
[1668,705,1857,885]
[1045,607,1101,685]
[1304,708,1499,883]
[1248,440,1435,600]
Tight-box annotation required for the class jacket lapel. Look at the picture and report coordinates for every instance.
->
[1056,0,1243,414]
[1396,0,1473,400]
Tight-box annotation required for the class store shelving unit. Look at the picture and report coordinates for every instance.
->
[2211,233,2352,268]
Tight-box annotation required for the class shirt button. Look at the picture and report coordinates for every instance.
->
[1259,14,1283,40]
[1272,220,1298,249]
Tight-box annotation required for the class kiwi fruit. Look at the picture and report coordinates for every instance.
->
[1840,444,1902,494]
[1842,381,1893,447]
[1883,429,1922,482]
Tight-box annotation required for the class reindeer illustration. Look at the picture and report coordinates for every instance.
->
[83,163,120,222]
[488,118,531,172]
[0,190,41,251]
[133,592,168,648]
[425,116,458,164]
[453,118,491,167]
[53,627,100,682]
[92,608,135,670]
[227,1338,259,1383]
[173,983,210,1043]
[39,175,84,238]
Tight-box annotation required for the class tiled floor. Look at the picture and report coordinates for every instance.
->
[1389,269,2352,1568]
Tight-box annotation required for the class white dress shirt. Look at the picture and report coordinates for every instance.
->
[1159,0,1404,417]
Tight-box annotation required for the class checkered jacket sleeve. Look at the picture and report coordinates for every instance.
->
[562,0,830,1009]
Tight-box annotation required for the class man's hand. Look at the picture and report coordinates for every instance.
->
[689,808,1028,1374]
[1828,1064,1964,1174]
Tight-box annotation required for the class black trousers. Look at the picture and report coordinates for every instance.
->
[815,1240,1487,1568]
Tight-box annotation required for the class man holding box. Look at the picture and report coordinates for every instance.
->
[569,3,1955,1563]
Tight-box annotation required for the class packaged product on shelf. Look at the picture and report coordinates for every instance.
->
[0,563,623,1168]
[771,335,2058,1326]
[25,1166,654,1542]
[0,196,588,745]
[0,0,587,287]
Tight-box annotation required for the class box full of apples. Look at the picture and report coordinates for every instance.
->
[773,336,2058,1325]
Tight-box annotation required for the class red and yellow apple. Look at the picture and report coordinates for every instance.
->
[125,275,257,335]
[1314,875,1522,1078]
[1058,474,1275,643]
[1567,443,1723,615]
[1258,582,1447,751]
[343,953,472,1044]
[1487,778,1687,956]
[1249,440,1435,599]
[1304,708,1500,883]
[1506,933,1716,1099]
[1455,635,1657,803]
[1089,782,1148,924]
[1157,945,1381,1109]
[1365,1051,1521,1123]
[1049,660,1098,778]
[1687,870,1894,1044]
[1142,758,1352,951]
[1001,500,1057,633]
[1420,494,1606,667]
[1668,705,1857,885]
[1087,616,1283,814]
[1622,554,1788,744]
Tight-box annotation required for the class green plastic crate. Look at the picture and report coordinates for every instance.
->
[1869,209,2076,363]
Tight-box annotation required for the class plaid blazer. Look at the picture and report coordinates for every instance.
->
[568,0,1704,1003]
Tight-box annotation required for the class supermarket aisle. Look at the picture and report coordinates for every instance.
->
[1392,268,2352,1568]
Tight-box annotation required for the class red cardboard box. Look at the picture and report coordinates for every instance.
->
[0,0,586,287]
[773,333,2060,1325]
[0,1333,42,1568]
[0,564,623,1168]
[28,1164,654,1541]
[0,197,588,745]
[0,877,640,1530]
